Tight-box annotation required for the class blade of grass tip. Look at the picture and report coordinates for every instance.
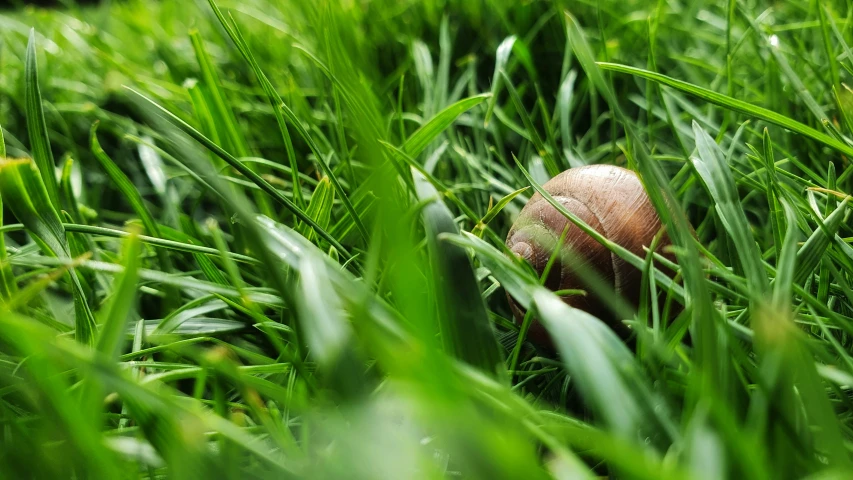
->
[0,158,96,344]
[597,62,853,159]
[558,70,579,166]
[484,35,517,126]
[414,169,506,381]
[817,164,837,305]
[25,29,61,211]
[473,186,529,238]
[772,200,798,309]
[0,118,5,158]
[203,0,303,209]
[123,87,350,258]
[761,129,785,261]
[402,93,491,158]
[833,86,853,139]
[59,157,87,226]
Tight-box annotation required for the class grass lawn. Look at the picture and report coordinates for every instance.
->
[0,0,852,478]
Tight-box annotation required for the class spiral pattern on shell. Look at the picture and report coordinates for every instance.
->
[506,164,669,346]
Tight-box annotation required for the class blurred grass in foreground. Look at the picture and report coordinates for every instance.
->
[0,0,853,478]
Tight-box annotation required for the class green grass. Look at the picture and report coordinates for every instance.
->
[0,0,852,478]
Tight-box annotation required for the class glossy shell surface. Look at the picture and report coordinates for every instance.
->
[506,164,667,345]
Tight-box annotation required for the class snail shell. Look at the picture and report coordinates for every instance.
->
[506,164,670,346]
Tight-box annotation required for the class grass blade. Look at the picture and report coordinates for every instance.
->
[0,158,96,344]
[598,62,853,158]
[415,169,506,381]
[123,87,350,258]
[24,29,60,211]
[402,93,491,157]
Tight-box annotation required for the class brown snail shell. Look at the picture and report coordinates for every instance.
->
[505,164,672,347]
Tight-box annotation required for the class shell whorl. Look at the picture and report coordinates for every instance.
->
[505,164,668,345]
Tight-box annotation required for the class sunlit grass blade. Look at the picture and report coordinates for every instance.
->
[484,35,536,126]
[472,186,528,237]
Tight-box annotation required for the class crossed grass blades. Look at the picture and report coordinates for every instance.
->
[0,0,852,478]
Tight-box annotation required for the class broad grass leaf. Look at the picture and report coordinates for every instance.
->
[532,288,676,447]
[414,169,505,381]
[0,158,96,344]
[402,94,490,158]
[296,254,368,398]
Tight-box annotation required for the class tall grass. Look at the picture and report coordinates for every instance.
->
[0,0,852,478]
